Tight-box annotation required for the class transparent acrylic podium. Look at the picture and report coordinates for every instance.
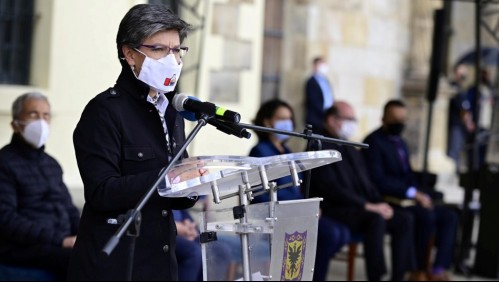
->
[160,150,342,281]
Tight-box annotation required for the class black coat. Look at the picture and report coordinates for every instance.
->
[0,134,80,259]
[305,76,326,133]
[310,139,382,219]
[68,66,197,281]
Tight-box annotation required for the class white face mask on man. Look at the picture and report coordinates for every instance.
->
[133,50,183,93]
[339,120,358,140]
[17,119,50,149]
[317,63,329,76]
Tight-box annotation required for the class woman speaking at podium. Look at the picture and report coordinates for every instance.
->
[69,4,199,281]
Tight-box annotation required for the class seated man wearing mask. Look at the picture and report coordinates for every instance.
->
[0,92,80,280]
[363,100,459,281]
[310,101,417,281]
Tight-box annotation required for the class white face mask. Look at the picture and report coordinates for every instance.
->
[317,63,329,76]
[339,120,358,140]
[134,50,183,93]
[18,119,50,149]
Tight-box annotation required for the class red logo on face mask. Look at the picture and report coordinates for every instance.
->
[164,74,177,86]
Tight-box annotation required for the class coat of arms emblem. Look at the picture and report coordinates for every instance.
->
[280,231,307,281]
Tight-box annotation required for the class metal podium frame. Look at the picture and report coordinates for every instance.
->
[163,151,342,281]
[100,97,367,281]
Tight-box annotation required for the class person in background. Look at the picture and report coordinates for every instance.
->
[363,100,459,281]
[461,68,496,168]
[69,4,200,280]
[0,92,80,280]
[174,209,202,281]
[250,99,350,281]
[250,99,301,202]
[305,56,335,133]
[447,64,470,172]
[310,101,417,281]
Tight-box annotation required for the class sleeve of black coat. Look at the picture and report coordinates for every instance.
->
[0,161,66,246]
[74,98,197,213]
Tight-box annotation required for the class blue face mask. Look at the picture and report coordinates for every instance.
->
[273,119,294,141]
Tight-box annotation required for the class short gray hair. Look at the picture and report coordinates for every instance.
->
[116,4,191,62]
[12,92,49,120]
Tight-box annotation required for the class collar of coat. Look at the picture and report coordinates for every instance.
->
[10,133,46,160]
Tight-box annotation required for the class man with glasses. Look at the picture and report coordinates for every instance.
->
[69,4,201,281]
[0,92,80,281]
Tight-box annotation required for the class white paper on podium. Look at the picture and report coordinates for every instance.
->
[158,150,342,198]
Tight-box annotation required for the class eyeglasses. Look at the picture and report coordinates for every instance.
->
[19,111,51,122]
[139,44,189,58]
[337,116,357,122]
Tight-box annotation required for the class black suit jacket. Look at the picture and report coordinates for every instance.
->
[310,140,382,219]
[362,128,417,199]
[68,66,196,281]
[305,76,326,133]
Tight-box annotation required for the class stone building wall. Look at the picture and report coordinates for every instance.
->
[279,0,413,150]
[276,0,474,177]
[181,0,265,157]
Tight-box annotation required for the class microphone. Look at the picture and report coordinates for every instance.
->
[177,102,251,139]
[208,119,252,139]
[173,94,241,123]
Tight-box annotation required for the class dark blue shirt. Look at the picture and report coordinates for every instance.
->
[249,141,302,203]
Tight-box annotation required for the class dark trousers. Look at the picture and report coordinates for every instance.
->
[326,208,416,281]
[404,205,459,271]
[313,217,351,281]
[0,244,72,281]
[176,236,202,281]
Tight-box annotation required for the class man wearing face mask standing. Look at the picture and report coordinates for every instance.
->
[0,92,80,280]
[305,56,334,133]
[69,4,199,281]
[363,100,459,281]
[310,101,417,281]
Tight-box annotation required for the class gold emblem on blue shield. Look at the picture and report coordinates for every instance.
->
[280,231,307,281]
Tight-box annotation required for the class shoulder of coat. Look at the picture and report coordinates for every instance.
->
[106,87,121,98]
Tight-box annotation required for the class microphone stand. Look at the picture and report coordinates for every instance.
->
[303,125,322,199]
[102,114,211,281]
[238,123,369,199]
[239,123,369,149]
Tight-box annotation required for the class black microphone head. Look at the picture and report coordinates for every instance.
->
[173,93,188,112]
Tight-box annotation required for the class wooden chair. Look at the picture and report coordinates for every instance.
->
[346,233,363,281]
